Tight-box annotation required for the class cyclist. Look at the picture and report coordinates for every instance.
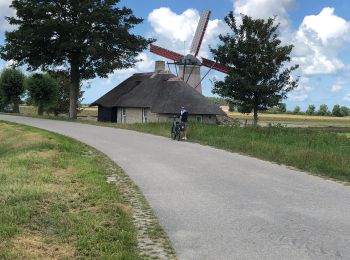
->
[180,106,188,140]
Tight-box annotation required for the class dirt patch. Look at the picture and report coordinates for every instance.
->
[12,231,76,259]
[54,167,75,176]
[16,150,59,161]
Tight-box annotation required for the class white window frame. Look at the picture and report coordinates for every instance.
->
[196,115,203,123]
[121,108,126,124]
[142,108,149,123]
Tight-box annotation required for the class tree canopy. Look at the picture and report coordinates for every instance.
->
[210,12,299,126]
[25,73,59,115]
[306,104,315,115]
[1,0,153,118]
[0,68,25,113]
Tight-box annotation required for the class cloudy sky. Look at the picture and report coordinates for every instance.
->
[0,0,350,111]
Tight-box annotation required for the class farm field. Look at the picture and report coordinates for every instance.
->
[228,112,350,127]
[0,121,174,259]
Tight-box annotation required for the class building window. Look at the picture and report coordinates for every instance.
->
[121,108,126,124]
[143,108,149,123]
[196,116,203,122]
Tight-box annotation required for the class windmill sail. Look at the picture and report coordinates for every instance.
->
[190,10,211,57]
[150,44,184,62]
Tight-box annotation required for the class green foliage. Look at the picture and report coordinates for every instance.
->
[317,104,329,116]
[0,89,4,110]
[332,105,341,117]
[332,105,349,117]
[293,105,301,114]
[207,97,227,106]
[0,68,25,113]
[211,12,299,126]
[340,106,349,117]
[25,73,59,115]
[306,104,316,115]
[267,103,287,114]
[1,0,153,118]
[46,71,83,116]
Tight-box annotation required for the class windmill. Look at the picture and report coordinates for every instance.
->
[150,10,230,94]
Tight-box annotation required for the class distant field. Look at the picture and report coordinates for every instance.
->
[19,105,98,118]
[228,112,350,127]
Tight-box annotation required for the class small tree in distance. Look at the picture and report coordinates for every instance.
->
[210,13,299,126]
[293,105,301,114]
[25,73,58,115]
[317,104,329,116]
[332,104,341,117]
[0,68,25,113]
[340,106,349,117]
[306,104,315,115]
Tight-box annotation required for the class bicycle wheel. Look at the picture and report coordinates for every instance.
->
[176,130,181,141]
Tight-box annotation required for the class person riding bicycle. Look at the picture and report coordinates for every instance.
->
[180,106,188,140]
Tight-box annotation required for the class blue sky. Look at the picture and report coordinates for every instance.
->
[1,0,350,111]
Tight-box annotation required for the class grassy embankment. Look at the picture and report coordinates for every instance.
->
[0,122,174,259]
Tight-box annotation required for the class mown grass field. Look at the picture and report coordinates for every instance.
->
[0,122,141,259]
[228,111,350,127]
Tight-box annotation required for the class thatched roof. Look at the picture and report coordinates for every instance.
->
[91,72,225,115]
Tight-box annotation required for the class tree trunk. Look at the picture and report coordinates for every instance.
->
[13,99,20,113]
[69,58,80,119]
[38,104,44,115]
[253,107,258,127]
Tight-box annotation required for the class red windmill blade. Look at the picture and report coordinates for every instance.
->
[150,44,184,62]
[190,10,211,57]
[201,57,230,74]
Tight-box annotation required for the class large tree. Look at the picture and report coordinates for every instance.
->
[0,68,25,113]
[25,73,59,115]
[1,0,153,118]
[211,13,299,126]
[47,71,83,116]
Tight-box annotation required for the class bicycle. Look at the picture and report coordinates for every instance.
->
[170,117,185,141]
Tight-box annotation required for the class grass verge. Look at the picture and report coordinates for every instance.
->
[0,121,175,259]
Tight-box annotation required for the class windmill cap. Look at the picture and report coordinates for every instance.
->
[178,54,201,66]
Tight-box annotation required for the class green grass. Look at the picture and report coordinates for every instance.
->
[0,122,141,259]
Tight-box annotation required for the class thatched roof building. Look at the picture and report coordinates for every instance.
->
[91,64,225,124]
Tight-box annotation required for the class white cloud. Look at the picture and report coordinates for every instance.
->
[0,0,15,31]
[344,92,350,102]
[288,77,313,102]
[148,7,228,58]
[233,0,296,28]
[292,7,350,75]
[104,52,155,85]
[331,80,345,93]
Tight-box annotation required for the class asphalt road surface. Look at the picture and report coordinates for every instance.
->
[1,115,350,260]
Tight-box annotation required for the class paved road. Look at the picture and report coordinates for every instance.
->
[1,115,350,260]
